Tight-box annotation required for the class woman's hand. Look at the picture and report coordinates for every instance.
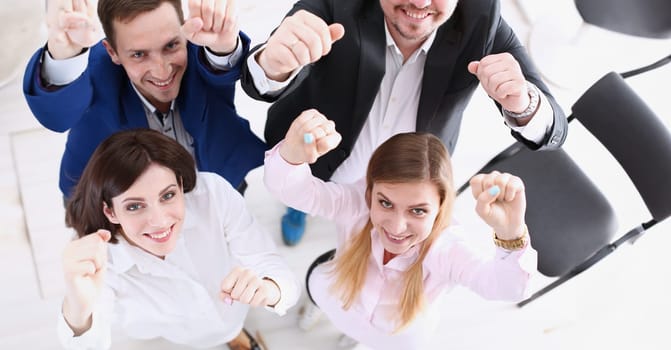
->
[220,267,281,307]
[61,229,111,334]
[279,109,342,165]
[470,171,526,240]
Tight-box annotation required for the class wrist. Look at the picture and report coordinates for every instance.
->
[256,50,291,82]
[493,224,528,250]
[502,82,540,119]
[262,277,281,307]
[62,299,93,334]
[47,39,85,60]
[206,36,239,57]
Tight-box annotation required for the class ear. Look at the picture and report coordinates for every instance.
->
[102,39,121,65]
[103,202,120,224]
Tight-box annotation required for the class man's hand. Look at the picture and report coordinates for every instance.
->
[256,10,345,82]
[182,0,240,55]
[468,53,531,114]
[46,0,100,59]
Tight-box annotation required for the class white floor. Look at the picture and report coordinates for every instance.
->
[1,0,671,349]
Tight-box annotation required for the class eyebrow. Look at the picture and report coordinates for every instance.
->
[375,192,430,208]
[121,184,178,203]
[124,36,181,53]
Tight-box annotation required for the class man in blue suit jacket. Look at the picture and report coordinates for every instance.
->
[23,0,266,199]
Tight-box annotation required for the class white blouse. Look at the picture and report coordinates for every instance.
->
[57,172,300,349]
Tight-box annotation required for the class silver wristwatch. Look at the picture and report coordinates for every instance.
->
[502,82,540,119]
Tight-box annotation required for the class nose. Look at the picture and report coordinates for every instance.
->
[386,213,407,235]
[151,54,172,80]
[147,206,169,228]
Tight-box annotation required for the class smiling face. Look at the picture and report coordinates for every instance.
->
[369,181,441,257]
[379,0,458,52]
[103,163,185,258]
[102,2,187,112]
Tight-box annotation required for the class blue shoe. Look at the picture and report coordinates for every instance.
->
[281,207,306,246]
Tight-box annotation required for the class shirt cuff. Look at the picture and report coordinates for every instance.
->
[204,36,243,70]
[246,44,302,96]
[42,48,89,86]
[57,309,111,350]
[263,274,300,316]
[494,243,538,276]
[504,92,554,144]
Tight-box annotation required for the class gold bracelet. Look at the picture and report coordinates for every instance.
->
[493,225,528,250]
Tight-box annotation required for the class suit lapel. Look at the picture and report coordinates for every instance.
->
[416,21,462,131]
[177,48,208,141]
[352,1,386,127]
[120,80,151,129]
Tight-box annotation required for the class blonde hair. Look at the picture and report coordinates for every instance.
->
[330,132,455,331]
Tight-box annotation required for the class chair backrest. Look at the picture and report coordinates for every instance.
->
[575,0,671,39]
[470,68,671,277]
[572,72,671,222]
[478,144,617,276]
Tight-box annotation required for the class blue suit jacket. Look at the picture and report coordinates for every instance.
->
[24,34,266,197]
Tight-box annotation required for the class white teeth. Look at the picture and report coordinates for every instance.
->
[149,228,170,239]
[405,10,429,19]
[151,76,172,87]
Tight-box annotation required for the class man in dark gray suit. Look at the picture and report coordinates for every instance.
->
[242,0,567,247]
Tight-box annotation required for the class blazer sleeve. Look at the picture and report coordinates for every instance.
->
[490,16,568,150]
[22,47,94,132]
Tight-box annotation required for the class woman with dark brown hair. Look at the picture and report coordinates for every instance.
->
[59,129,298,350]
[264,109,537,349]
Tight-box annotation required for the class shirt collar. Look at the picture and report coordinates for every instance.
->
[130,83,176,114]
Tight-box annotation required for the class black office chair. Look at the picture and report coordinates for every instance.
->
[457,54,671,307]
[575,0,671,39]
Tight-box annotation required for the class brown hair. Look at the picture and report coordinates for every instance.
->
[65,129,196,243]
[98,0,184,48]
[330,132,455,331]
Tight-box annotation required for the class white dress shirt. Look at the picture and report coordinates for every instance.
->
[247,25,554,183]
[57,172,300,349]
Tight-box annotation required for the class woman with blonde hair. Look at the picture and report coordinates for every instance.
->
[264,110,537,349]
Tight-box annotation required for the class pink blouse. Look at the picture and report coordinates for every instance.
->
[264,144,537,349]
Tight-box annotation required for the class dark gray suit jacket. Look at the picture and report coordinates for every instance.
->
[242,0,567,181]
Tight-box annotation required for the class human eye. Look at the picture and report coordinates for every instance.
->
[161,191,176,201]
[411,208,427,216]
[131,51,145,59]
[379,199,392,209]
[166,40,180,50]
[125,202,144,212]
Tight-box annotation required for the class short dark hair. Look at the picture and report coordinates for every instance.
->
[98,0,184,48]
[65,129,196,243]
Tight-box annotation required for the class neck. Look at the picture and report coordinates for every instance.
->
[383,249,397,265]
[153,101,171,114]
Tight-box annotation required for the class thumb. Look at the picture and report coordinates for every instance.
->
[329,23,345,43]
[97,229,112,243]
[467,61,479,75]
[181,17,203,40]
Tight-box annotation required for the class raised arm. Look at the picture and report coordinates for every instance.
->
[58,230,112,349]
